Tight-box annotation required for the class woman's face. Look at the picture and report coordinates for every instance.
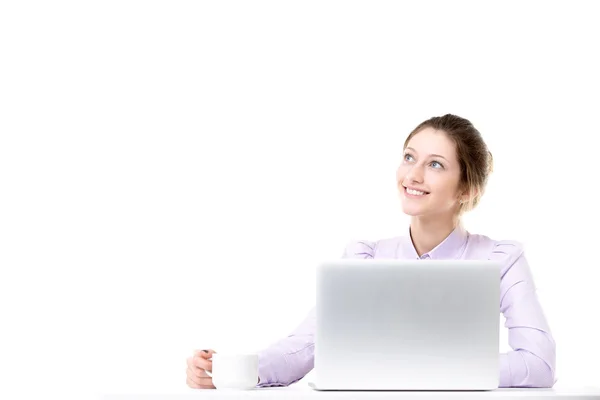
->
[396,127,465,218]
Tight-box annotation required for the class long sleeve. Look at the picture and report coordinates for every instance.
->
[256,308,316,387]
[256,240,376,387]
[493,241,557,388]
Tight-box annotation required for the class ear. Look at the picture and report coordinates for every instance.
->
[459,187,478,204]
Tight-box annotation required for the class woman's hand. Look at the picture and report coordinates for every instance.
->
[186,349,216,389]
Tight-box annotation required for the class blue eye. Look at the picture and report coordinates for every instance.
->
[430,161,443,169]
[404,153,414,162]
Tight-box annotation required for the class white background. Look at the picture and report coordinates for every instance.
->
[1,1,599,399]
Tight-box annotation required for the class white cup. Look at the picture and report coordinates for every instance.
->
[206,353,259,390]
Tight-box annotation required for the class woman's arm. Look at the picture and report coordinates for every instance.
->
[256,308,316,387]
[495,241,557,388]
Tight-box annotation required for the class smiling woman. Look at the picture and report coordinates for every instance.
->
[396,115,495,256]
[186,114,557,390]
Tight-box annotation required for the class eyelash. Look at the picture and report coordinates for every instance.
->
[404,153,444,169]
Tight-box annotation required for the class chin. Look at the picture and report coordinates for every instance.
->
[402,209,426,217]
[400,203,427,217]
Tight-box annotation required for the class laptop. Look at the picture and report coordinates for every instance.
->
[310,258,501,391]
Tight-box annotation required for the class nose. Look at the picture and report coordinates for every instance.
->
[405,164,424,184]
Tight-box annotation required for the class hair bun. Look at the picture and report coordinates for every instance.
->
[487,151,494,174]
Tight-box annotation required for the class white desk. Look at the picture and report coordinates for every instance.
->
[101,385,600,400]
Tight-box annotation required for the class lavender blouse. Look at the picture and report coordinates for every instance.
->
[256,225,556,388]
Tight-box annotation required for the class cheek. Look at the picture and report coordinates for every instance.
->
[431,177,459,199]
[396,166,406,182]
[419,172,442,193]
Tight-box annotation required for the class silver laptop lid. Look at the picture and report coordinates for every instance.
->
[314,259,501,390]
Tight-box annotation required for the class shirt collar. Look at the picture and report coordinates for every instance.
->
[401,224,469,260]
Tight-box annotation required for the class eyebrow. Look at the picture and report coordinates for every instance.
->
[405,147,449,161]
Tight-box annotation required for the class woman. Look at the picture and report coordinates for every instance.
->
[185,114,556,389]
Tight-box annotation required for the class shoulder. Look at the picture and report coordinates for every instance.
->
[470,235,538,312]
[467,233,527,278]
[342,236,402,259]
[342,239,377,259]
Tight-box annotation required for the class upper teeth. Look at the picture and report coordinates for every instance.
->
[406,188,426,196]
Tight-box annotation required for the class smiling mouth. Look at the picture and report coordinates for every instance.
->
[404,186,430,196]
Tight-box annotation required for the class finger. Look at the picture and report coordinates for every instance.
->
[187,375,215,389]
[186,356,195,369]
[186,377,201,389]
[187,355,205,369]
[187,357,210,377]
[198,377,216,389]
[201,382,216,389]
[186,367,203,385]
[193,355,212,371]
[195,349,216,359]
[187,367,212,384]
[194,368,210,378]
[187,364,209,379]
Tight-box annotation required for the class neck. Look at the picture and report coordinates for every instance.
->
[410,213,460,257]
